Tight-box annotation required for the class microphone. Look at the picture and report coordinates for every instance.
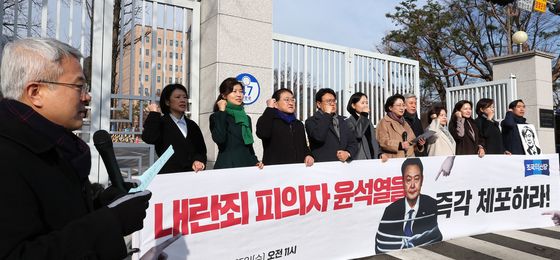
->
[402,131,408,157]
[93,130,126,193]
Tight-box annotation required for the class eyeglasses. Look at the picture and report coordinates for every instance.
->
[281,98,296,103]
[321,99,337,105]
[38,80,90,97]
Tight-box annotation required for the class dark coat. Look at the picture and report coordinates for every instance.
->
[0,108,126,259]
[449,116,483,155]
[142,112,207,174]
[210,111,259,169]
[501,111,527,154]
[475,116,505,154]
[305,111,359,162]
[375,195,443,254]
[345,114,382,160]
[404,112,426,157]
[256,107,312,165]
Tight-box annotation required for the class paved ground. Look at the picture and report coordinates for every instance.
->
[358,226,560,259]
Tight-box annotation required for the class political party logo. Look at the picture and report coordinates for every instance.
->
[524,160,550,177]
[236,73,260,105]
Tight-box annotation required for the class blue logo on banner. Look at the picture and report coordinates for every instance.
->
[236,73,260,105]
[524,160,550,177]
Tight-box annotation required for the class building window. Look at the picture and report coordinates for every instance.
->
[175,53,178,59]
[145,49,149,56]
[158,38,161,44]
[145,75,149,81]
[175,40,178,47]
[157,63,161,70]
[145,62,149,69]
[157,76,161,83]
[157,50,161,57]
[139,48,142,55]
[169,52,173,58]
[145,37,149,43]
[139,74,141,81]
[139,61,141,68]
[169,40,173,46]
[175,65,178,72]
[169,65,172,71]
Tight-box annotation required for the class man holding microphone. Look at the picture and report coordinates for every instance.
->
[0,38,151,259]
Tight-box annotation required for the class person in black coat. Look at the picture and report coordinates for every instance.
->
[0,38,150,259]
[257,88,314,166]
[448,100,485,157]
[210,78,263,169]
[305,88,359,162]
[501,99,527,154]
[474,98,508,155]
[142,84,207,174]
[403,93,426,156]
[375,158,442,253]
[345,92,387,161]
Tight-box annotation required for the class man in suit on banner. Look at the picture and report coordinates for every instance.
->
[375,157,442,254]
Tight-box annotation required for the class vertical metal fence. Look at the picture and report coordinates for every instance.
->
[273,33,420,126]
[445,75,518,121]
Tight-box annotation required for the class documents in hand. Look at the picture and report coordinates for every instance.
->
[129,145,174,193]
[410,130,437,144]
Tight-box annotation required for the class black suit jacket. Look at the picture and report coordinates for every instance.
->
[375,194,442,254]
[142,112,207,174]
[305,110,359,162]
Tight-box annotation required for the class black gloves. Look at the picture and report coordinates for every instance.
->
[108,190,152,236]
[95,180,141,207]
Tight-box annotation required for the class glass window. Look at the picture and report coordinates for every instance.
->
[175,40,178,47]
[169,52,173,58]
[169,65,172,71]
[139,74,141,81]
[175,53,178,59]
[169,40,173,46]
[145,75,149,81]
[139,61,141,68]
[158,38,161,44]
[145,37,149,43]
[157,76,161,83]
[157,63,161,70]
[145,49,149,56]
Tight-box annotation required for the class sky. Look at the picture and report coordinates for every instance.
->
[273,0,426,52]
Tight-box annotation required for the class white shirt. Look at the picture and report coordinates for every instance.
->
[403,197,420,232]
[170,113,188,138]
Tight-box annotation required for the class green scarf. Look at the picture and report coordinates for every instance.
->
[225,102,254,145]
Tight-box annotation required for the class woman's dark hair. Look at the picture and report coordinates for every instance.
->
[384,94,405,113]
[508,99,524,109]
[428,104,447,124]
[272,88,293,101]
[475,98,494,117]
[452,100,473,119]
[213,77,242,112]
[159,83,188,115]
[347,92,367,116]
[315,88,336,102]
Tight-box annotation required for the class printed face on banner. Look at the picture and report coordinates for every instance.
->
[518,124,542,155]
[404,165,423,205]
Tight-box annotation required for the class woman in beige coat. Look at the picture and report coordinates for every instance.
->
[376,94,425,158]
[426,104,456,156]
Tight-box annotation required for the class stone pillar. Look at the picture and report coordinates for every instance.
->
[488,50,556,154]
[199,0,273,168]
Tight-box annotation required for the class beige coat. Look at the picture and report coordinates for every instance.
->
[426,119,456,156]
[376,115,418,158]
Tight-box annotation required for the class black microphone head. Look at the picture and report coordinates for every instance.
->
[402,131,408,141]
[93,130,112,147]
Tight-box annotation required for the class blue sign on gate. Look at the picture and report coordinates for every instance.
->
[236,73,260,105]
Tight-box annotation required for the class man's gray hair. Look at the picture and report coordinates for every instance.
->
[403,93,417,100]
[0,37,82,100]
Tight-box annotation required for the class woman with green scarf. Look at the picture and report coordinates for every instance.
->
[210,77,263,169]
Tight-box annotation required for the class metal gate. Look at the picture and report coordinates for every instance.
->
[0,0,200,184]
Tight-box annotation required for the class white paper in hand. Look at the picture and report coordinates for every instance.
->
[129,145,174,193]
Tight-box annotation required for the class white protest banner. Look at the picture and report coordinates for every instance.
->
[133,154,559,259]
